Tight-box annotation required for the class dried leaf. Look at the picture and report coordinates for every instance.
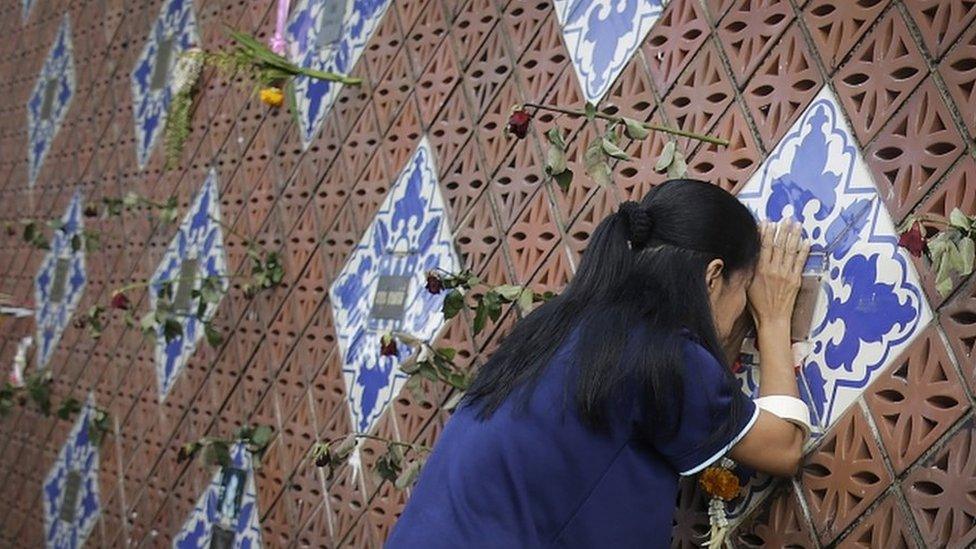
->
[666,149,687,178]
[601,137,630,161]
[622,117,649,140]
[949,208,972,232]
[654,140,676,172]
[584,101,596,121]
[553,169,574,192]
[959,237,975,277]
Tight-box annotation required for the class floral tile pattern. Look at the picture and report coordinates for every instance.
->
[552,0,666,102]
[130,0,198,168]
[42,395,101,549]
[330,138,459,434]
[34,191,86,370]
[172,443,262,548]
[27,16,74,185]
[22,0,34,21]
[149,171,227,397]
[736,86,932,430]
[286,0,392,145]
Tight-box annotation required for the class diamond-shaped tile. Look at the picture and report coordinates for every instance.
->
[287,0,394,145]
[555,0,665,102]
[836,493,919,548]
[43,396,101,549]
[28,16,75,185]
[329,138,459,434]
[737,86,932,429]
[130,0,199,168]
[34,191,87,370]
[150,171,228,397]
[172,443,263,547]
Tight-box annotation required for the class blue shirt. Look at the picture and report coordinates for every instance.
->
[387,334,758,548]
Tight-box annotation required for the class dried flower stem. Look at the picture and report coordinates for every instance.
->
[522,102,730,146]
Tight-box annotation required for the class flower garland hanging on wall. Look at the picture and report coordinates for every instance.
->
[163,27,362,170]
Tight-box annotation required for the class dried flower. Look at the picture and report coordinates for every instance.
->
[83,203,99,218]
[425,271,444,294]
[260,87,285,108]
[380,333,398,357]
[898,222,926,258]
[699,466,741,501]
[505,109,532,139]
[177,441,200,463]
[110,291,130,310]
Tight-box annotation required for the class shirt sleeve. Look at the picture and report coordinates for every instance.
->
[653,338,759,476]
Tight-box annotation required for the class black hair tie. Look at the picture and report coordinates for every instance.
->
[618,201,654,248]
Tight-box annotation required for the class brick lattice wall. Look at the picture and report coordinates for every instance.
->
[1,0,975,547]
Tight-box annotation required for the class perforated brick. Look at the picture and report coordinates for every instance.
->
[491,137,545,230]
[904,0,976,60]
[507,187,561,282]
[836,494,919,548]
[663,42,735,149]
[800,406,893,544]
[449,0,499,70]
[687,103,761,194]
[941,277,976,391]
[641,0,710,96]
[834,8,926,144]
[902,420,976,548]
[865,80,966,220]
[733,487,817,548]
[602,55,657,123]
[743,25,823,148]
[940,21,976,135]
[865,326,970,475]
[515,15,569,103]
[803,0,889,72]
[716,0,795,86]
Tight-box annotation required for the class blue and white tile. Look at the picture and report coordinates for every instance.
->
[22,0,34,20]
[172,443,262,548]
[27,16,74,186]
[286,0,392,145]
[149,171,227,397]
[736,86,931,430]
[330,138,459,435]
[43,395,101,549]
[34,191,86,370]
[728,86,931,521]
[130,0,198,168]
[554,0,666,103]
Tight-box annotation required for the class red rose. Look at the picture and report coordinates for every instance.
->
[898,222,926,258]
[110,291,130,310]
[380,334,398,357]
[425,272,443,294]
[506,109,532,139]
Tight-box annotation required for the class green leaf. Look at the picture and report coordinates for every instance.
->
[83,230,101,251]
[601,137,630,161]
[654,140,676,172]
[934,250,954,297]
[545,127,567,149]
[123,192,141,208]
[22,221,37,243]
[162,318,183,343]
[139,312,157,334]
[583,139,613,186]
[666,149,687,178]
[436,347,457,361]
[517,288,535,315]
[204,323,223,347]
[442,289,465,319]
[249,425,274,448]
[204,440,232,468]
[949,208,972,232]
[493,284,523,301]
[622,117,649,140]
[545,141,567,177]
[472,299,488,335]
[959,237,975,277]
[47,219,65,231]
[394,460,424,490]
[553,169,574,192]
[584,101,597,121]
[71,234,82,252]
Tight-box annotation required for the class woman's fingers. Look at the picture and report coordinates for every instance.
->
[770,222,788,268]
[792,241,811,277]
[759,222,773,265]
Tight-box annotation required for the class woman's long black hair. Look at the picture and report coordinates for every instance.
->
[462,179,761,442]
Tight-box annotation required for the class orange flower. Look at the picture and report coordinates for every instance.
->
[698,466,740,501]
[260,87,285,108]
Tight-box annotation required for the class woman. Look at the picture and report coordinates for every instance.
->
[388,179,811,548]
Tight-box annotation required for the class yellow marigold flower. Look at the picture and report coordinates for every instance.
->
[698,466,740,501]
[260,87,285,108]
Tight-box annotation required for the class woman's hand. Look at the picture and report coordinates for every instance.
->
[747,221,810,329]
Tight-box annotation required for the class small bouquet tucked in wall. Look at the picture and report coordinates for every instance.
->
[163,28,362,170]
[898,207,976,297]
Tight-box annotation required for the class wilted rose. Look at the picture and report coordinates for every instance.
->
[83,203,99,218]
[380,333,398,357]
[425,271,443,294]
[110,291,130,310]
[898,222,926,258]
[505,109,532,139]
